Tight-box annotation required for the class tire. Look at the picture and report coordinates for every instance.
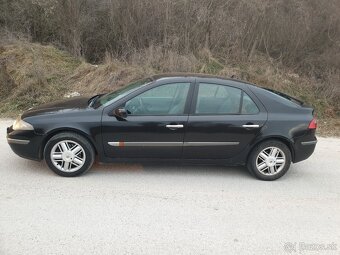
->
[44,132,95,177]
[247,140,292,181]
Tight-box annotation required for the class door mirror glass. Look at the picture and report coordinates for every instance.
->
[114,108,128,119]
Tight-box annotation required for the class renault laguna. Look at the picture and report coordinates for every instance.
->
[7,74,317,180]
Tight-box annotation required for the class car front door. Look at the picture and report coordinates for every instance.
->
[101,81,193,159]
[183,82,267,159]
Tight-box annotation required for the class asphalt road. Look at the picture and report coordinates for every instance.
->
[0,119,339,255]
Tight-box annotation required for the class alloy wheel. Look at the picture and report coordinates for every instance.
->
[50,140,86,173]
[255,146,286,176]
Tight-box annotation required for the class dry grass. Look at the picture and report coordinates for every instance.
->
[317,118,340,137]
[0,41,80,116]
[214,54,339,119]
[67,62,155,96]
[0,41,339,136]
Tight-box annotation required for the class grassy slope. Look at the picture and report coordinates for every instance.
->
[0,42,338,136]
[0,42,80,116]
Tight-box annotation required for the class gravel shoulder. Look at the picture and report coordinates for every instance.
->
[0,119,339,255]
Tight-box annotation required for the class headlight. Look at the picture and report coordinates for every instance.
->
[13,117,34,131]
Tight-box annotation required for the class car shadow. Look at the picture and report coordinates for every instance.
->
[13,154,315,182]
[89,162,252,179]
[18,157,251,179]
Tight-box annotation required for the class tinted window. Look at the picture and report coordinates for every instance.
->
[241,93,259,114]
[196,83,241,114]
[125,83,190,115]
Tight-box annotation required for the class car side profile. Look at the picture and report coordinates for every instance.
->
[7,74,317,180]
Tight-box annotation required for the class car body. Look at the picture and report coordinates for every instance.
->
[7,74,317,180]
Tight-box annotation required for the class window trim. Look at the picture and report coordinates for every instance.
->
[190,82,260,116]
[120,82,194,117]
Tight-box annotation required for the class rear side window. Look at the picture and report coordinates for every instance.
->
[195,83,241,114]
[195,83,259,115]
[241,93,259,114]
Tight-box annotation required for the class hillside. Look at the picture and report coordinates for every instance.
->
[0,41,339,136]
[0,42,80,113]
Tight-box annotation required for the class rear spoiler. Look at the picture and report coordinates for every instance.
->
[263,88,305,106]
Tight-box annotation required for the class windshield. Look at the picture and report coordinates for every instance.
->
[93,78,153,108]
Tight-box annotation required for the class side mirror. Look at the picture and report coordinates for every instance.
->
[114,108,128,119]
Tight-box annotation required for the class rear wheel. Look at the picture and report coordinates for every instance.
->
[44,132,95,177]
[247,140,291,181]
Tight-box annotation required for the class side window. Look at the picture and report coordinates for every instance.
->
[241,93,259,114]
[124,83,190,115]
[195,83,241,114]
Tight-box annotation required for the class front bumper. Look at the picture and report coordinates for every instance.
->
[7,125,43,161]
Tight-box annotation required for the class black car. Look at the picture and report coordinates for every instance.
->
[7,74,317,180]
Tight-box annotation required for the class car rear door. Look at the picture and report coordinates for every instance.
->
[101,80,194,159]
[183,81,267,159]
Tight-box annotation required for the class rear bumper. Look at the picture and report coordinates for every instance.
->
[292,136,317,163]
[7,138,30,145]
[7,126,43,161]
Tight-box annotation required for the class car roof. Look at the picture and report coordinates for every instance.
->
[149,73,256,87]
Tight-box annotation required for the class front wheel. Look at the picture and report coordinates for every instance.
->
[247,140,292,181]
[44,132,95,177]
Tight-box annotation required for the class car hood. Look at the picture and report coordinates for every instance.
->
[21,96,91,118]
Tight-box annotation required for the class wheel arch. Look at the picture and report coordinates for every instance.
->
[39,128,98,159]
[247,136,295,162]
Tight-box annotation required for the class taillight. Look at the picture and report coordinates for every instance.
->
[308,118,317,129]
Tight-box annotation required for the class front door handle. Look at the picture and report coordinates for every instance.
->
[166,124,184,129]
[242,124,260,128]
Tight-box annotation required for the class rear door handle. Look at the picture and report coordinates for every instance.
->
[166,124,184,129]
[242,124,260,128]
